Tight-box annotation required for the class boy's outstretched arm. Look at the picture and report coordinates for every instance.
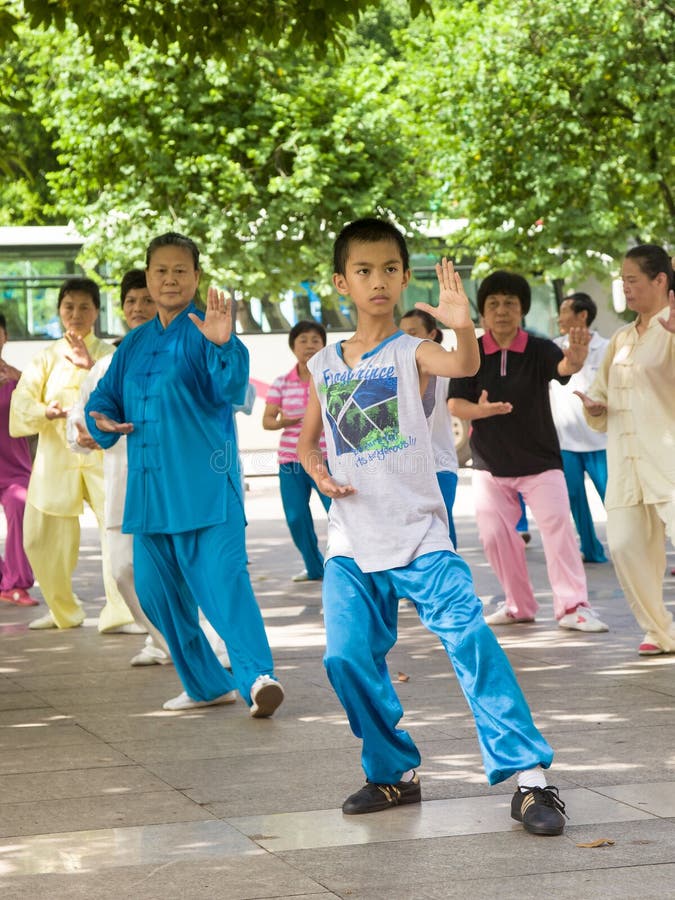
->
[297,381,356,499]
[415,257,480,378]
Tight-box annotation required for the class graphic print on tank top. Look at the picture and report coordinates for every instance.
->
[322,372,405,457]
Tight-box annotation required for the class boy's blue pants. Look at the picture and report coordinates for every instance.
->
[133,488,275,707]
[436,470,458,549]
[323,552,553,786]
[279,462,330,579]
[561,449,608,563]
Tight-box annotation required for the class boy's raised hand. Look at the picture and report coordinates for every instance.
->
[188,287,234,345]
[416,257,473,331]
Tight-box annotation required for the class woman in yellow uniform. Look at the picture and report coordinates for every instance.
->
[10,277,137,631]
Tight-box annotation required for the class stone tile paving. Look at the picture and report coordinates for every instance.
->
[0,474,674,898]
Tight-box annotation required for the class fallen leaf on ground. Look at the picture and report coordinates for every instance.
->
[576,838,615,848]
[397,672,410,682]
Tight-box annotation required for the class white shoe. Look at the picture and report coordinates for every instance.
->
[101,622,148,635]
[162,690,237,711]
[291,569,309,582]
[28,612,58,630]
[130,645,171,666]
[484,601,534,626]
[558,607,608,633]
[249,674,284,718]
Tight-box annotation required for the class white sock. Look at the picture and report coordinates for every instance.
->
[400,769,415,783]
[517,766,547,790]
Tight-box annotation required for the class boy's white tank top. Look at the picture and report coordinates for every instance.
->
[308,331,452,573]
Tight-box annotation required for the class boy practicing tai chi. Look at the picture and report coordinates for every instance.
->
[297,218,567,836]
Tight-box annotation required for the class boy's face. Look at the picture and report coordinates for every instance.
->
[123,287,156,329]
[146,245,200,317]
[333,239,410,317]
[292,329,325,364]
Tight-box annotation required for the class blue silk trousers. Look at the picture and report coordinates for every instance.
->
[323,551,553,785]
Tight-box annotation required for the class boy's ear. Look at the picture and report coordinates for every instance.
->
[333,272,349,295]
[402,268,411,289]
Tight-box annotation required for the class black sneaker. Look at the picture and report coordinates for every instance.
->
[511,786,567,836]
[342,773,421,815]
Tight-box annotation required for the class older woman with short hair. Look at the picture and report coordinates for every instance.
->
[449,270,607,633]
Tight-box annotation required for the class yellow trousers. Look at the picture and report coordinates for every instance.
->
[23,483,134,632]
[607,501,675,651]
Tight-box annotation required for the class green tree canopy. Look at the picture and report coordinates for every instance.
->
[0,0,671,299]
[403,0,674,277]
[7,6,435,317]
[0,0,431,59]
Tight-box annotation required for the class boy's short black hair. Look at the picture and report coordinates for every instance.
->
[289,320,327,349]
[333,217,410,275]
[146,232,200,270]
[477,270,531,317]
[562,291,597,326]
[120,269,148,307]
[57,277,101,310]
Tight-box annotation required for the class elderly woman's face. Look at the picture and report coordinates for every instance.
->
[482,293,523,339]
[621,257,666,313]
[58,291,99,337]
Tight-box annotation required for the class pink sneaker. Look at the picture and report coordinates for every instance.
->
[0,589,39,607]
[638,643,664,656]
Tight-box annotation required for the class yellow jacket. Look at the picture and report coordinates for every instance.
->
[9,334,115,516]
[584,308,675,510]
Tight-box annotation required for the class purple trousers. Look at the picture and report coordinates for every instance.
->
[0,481,34,591]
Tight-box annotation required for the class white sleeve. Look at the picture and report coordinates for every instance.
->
[66,355,114,453]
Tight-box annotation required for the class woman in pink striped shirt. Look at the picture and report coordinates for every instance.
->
[263,321,330,581]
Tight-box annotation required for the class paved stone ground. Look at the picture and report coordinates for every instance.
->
[1,473,674,899]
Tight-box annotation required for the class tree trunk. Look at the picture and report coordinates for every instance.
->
[293,292,313,321]
[235,296,263,333]
[260,293,292,331]
[320,295,354,330]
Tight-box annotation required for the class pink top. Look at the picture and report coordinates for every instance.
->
[0,380,31,487]
[266,365,327,464]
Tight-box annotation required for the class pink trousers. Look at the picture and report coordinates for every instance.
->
[0,481,34,592]
[473,468,588,620]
